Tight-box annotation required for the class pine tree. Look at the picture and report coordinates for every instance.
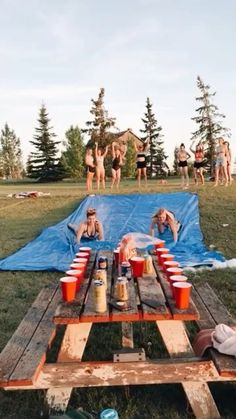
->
[191,76,230,175]
[0,123,24,179]
[140,97,168,177]
[83,88,116,148]
[29,104,61,182]
[61,126,85,179]
[122,139,136,178]
[173,146,179,175]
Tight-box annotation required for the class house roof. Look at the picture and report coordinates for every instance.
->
[109,128,143,143]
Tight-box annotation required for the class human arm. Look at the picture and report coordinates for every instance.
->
[168,220,178,242]
[103,145,109,158]
[76,223,86,243]
[133,140,139,152]
[95,142,98,159]
[149,218,156,237]
[186,151,191,160]
[96,221,104,240]
[111,142,116,159]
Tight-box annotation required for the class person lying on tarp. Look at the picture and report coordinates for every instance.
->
[68,207,104,242]
[150,208,181,243]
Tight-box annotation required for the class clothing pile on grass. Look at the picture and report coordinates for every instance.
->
[7,191,51,199]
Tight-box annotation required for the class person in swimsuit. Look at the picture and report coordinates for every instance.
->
[150,208,181,243]
[111,141,127,189]
[177,143,191,189]
[214,137,228,187]
[190,141,205,185]
[85,148,95,192]
[224,141,233,185]
[134,138,150,187]
[95,142,109,190]
[75,208,104,242]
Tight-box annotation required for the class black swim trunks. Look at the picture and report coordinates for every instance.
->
[87,165,96,173]
[178,160,187,167]
[194,161,204,169]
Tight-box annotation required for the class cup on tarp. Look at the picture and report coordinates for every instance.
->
[154,239,165,250]
[129,256,145,278]
[60,276,77,302]
[66,269,84,292]
[160,253,174,268]
[163,260,179,274]
[166,266,183,280]
[156,248,169,264]
[79,246,92,255]
[113,249,120,267]
[169,275,188,297]
[173,282,192,309]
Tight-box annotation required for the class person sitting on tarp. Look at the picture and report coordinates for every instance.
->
[150,208,181,243]
[68,208,104,242]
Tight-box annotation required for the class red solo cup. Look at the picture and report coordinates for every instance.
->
[156,248,169,263]
[79,246,92,255]
[76,251,90,260]
[169,275,188,298]
[130,256,145,277]
[154,239,165,250]
[66,269,84,292]
[163,260,179,274]
[60,277,77,302]
[160,253,174,268]
[70,263,86,273]
[73,257,88,265]
[166,267,183,280]
[173,282,192,309]
[113,249,120,267]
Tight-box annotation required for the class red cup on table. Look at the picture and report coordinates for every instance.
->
[160,253,174,268]
[166,266,183,280]
[163,260,179,274]
[156,248,169,264]
[70,262,86,274]
[66,269,84,292]
[113,248,120,267]
[79,246,92,255]
[60,276,77,302]
[73,257,88,266]
[154,239,165,250]
[169,275,188,298]
[130,256,145,278]
[173,282,192,309]
[76,251,90,261]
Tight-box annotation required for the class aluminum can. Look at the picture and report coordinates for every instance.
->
[116,277,129,301]
[95,269,107,289]
[98,256,108,270]
[93,279,107,313]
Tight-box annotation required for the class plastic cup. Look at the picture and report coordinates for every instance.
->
[169,275,188,297]
[79,246,92,255]
[154,239,165,250]
[160,253,174,268]
[156,248,169,264]
[163,260,179,273]
[70,262,86,273]
[173,282,192,309]
[66,269,84,292]
[166,267,183,280]
[76,251,90,260]
[113,249,120,267]
[73,257,88,265]
[60,277,77,302]
[130,256,145,277]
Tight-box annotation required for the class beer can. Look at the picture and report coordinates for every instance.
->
[116,277,129,301]
[93,280,107,313]
[95,269,107,289]
[98,256,108,270]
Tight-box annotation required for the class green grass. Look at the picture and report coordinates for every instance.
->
[0,178,236,418]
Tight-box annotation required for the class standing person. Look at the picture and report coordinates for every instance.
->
[134,138,150,187]
[190,141,205,185]
[177,143,191,189]
[111,142,127,189]
[85,148,95,192]
[214,137,228,187]
[95,142,109,190]
[150,208,181,243]
[224,141,233,185]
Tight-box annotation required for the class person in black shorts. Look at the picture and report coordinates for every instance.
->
[85,148,95,192]
[134,138,150,187]
[190,141,205,185]
[176,143,191,189]
[111,142,127,189]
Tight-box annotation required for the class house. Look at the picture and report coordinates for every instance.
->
[109,128,143,148]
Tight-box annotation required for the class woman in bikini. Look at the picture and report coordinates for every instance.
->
[134,138,150,187]
[190,141,205,185]
[111,141,127,189]
[85,148,95,192]
[95,142,109,190]
[214,137,228,187]
[177,143,191,189]
[150,208,181,243]
[224,141,233,185]
[76,208,104,242]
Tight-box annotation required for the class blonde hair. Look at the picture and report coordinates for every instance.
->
[153,208,166,218]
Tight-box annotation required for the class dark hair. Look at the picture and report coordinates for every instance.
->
[180,143,185,147]
[86,208,96,217]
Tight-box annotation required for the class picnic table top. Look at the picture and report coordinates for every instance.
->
[53,250,200,324]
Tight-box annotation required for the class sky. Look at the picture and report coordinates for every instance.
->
[0,0,235,166]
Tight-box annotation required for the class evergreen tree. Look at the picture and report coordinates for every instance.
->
[61,126,85,179]
[191,76,230,175]
[83,88,116,148]
[0,123,24,179]
[173,146,179,175]
[140,97,168,177]
[122,139,136,178]
[29,104,61,182]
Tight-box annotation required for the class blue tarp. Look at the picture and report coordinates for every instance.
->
[0,192,224,272]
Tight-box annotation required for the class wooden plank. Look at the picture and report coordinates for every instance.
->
[156,320,193,357]
[182,382,220,418]
[0,284,58,387]
[152,258,199,321]
[79,251,112,323]
[194,283,236,326]
[191,287,216,329]
[34,359,220,388]
[136,275,171,320]
[6,287,61,387]
[53,251,97,324]
[122,322,134,349]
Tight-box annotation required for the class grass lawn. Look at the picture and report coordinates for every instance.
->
[0,178,236,418]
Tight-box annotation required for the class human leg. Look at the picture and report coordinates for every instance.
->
[101,167,106,189]
[111,168,116,189]
[137,168,141,187]
[183,166,189,188]
[96,168,100,190]
[199,167,204,185]
[179,167,184,187]
[143,168,147,187]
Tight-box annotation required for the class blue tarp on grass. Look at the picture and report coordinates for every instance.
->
[0,192,225,272]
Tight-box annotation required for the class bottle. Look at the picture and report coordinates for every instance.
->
[100,408,119,419]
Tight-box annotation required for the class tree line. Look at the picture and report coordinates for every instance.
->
[0,76,230,182]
